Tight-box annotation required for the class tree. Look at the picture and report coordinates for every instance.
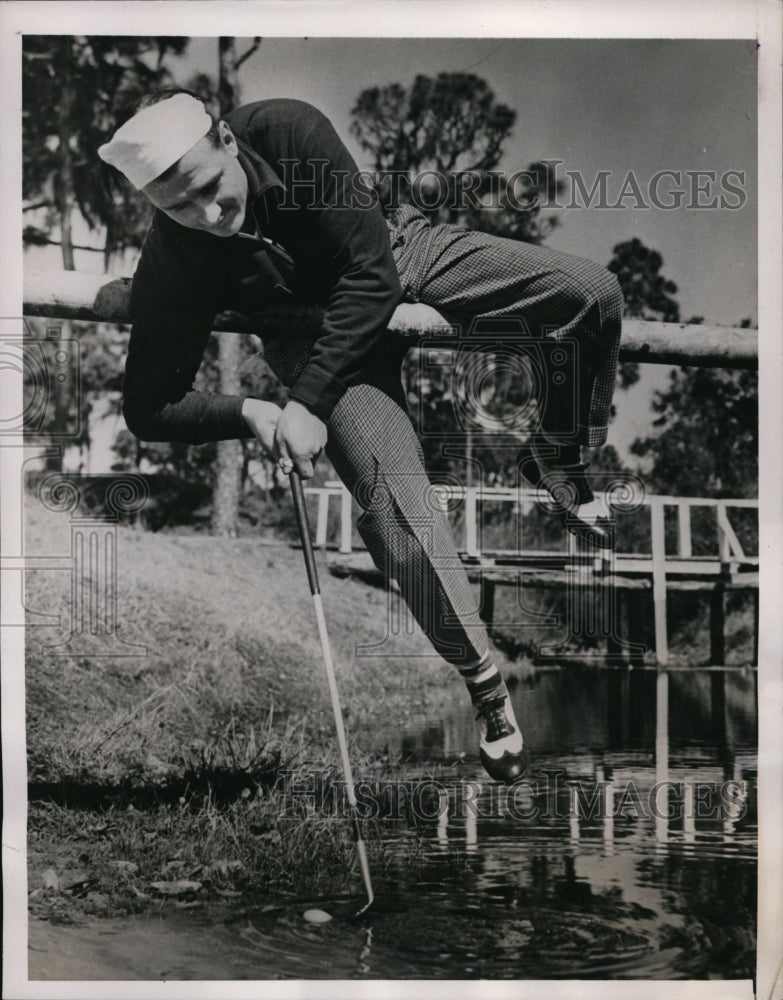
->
[23,36,188,472]
[22,36,188,269]
[351,71,570,498]
[606,239,757,500]
[607,237,681,392]
[607,237,680,323]
[23,34,273,525]
[351,74,514,176]
[629,350,758,567]
[106,41,273,534]
[630,362,757,500]
[350,72,564,244]
[211,37,262,537]
[22,35,188,445]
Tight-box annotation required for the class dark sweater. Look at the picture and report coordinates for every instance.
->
[123,98,402,442]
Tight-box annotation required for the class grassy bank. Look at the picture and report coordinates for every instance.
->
[22,499,525,920]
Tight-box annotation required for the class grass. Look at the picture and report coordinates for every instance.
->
[22,497,520,920]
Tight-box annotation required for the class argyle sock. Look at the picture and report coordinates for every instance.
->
[458,654,505,705]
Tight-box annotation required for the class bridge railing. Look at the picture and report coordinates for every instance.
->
[305,479,757,563]
[304,481,758,667]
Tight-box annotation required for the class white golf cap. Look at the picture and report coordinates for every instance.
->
[98,93,213,189]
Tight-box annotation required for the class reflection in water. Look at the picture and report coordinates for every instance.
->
[372,665,757,979]
[655,668,669,847]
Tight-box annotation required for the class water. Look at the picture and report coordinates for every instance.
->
[362,666,757,979]
[29,666,757,981]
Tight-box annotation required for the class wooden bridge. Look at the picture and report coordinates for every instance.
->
[303,479,759,668]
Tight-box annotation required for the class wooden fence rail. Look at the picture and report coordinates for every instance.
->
[23,269,758,370]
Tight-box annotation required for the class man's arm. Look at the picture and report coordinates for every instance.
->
[122,219,255,444]
[247,102,403,476]
[124,308,282,457]
[122,325,251,445]
[259,102,403,422]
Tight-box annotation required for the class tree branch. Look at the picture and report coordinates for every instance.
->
[24,236,106,253]
[235,37,262,70]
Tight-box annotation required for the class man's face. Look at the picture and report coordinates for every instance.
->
[142,121,248,237]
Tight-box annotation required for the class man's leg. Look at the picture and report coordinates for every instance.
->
[326,374,483,666]
[323,359,528,783]
[389,206,624,541]
[262,333,529,781]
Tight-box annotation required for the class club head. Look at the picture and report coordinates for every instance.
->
[352,890,374,919]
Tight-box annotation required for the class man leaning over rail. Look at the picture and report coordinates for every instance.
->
[98,89,624,784]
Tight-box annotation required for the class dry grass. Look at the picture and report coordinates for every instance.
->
[24,498,498,783]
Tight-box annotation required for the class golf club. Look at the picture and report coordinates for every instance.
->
[289,470,375,917]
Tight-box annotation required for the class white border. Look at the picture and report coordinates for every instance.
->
[755,1,783,999]
[1,2,780,999]
[0,0,765,41]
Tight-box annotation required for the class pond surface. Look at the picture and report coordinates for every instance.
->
[29,666,757,982]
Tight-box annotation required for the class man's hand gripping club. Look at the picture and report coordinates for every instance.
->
[241,397,327,480]
[275,400,327,479]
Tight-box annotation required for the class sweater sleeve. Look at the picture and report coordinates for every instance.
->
[123,221,253,444]
[280,107,402,420]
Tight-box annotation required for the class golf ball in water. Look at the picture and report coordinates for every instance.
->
[303,908,333,924]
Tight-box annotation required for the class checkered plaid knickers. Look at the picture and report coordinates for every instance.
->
[387,205,623,449]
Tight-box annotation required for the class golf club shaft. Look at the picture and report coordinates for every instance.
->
[289,471,374,909]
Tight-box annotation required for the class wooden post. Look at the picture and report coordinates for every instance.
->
[621,589,648,666]
[716,502,745,575]
[606,587,630,663]
[339,485,353,554]
[632,589,648,667]
[479,575,496,626]
[465,487,479,558]
[606,587,622,661]
[677,500,692,558]
[683,782,696,844]
[212,36,259,539]
[212,331,241,535]
[603,776,615,855]
[654,668,669,844]
[314,491,329,549]
[650,499,669,665]
[709,583,726,666]
[717,503,730,567]
[22,271,759,369]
